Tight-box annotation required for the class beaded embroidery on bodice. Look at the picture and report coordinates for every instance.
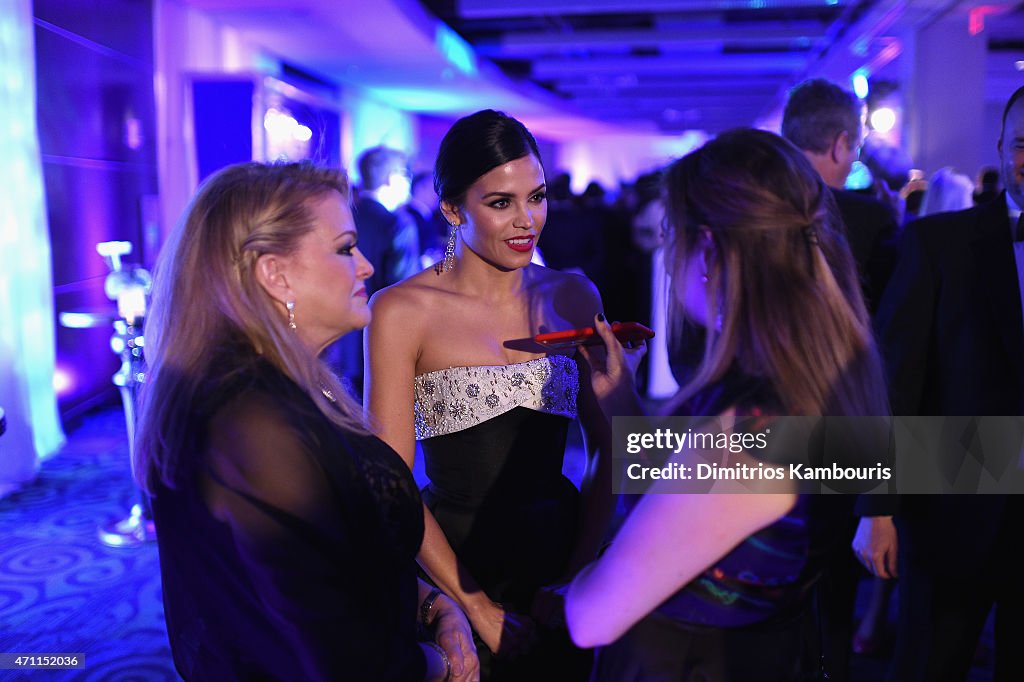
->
[413,355,579,440]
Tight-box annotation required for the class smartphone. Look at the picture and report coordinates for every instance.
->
[534,322,655,349]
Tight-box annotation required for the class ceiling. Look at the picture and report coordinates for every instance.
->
[421,0,1024,133]
[178,0,1024,137]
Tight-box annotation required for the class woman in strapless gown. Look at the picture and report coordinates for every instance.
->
[365,110,615,681]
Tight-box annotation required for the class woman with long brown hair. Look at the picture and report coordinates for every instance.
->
[565,128,889,681]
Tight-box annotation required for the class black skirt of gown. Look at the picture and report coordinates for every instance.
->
[421,406,592,681]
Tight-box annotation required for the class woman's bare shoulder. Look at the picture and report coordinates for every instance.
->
[368,269,455,328]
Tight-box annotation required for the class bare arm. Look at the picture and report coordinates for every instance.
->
[365,288,531,657]
[566,475,796,648]
[566,315,795,647]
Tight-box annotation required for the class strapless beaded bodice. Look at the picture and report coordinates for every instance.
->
[412,354,582,627]
[413,355,579,440]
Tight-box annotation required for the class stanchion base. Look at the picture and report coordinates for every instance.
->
[97,503,156,547]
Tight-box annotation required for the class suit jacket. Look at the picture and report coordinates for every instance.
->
[876,193,1023,415]
[831,188,899,314]
[871,193,1022,569]
[352,196,420,296]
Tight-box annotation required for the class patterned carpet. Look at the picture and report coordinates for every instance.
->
[0,406,995,681]
[0,407,176,681]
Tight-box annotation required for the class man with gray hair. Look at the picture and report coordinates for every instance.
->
[783,78,899,312]
[782,77,900,682]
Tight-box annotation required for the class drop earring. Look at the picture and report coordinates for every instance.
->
[438,222,458,273]
[286,300,296,330]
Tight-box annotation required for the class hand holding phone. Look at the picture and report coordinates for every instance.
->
[533,321,654,350]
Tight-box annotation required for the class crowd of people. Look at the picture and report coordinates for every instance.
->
[132,80,1024,681]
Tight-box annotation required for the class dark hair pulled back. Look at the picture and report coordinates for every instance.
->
[434,109,542,204]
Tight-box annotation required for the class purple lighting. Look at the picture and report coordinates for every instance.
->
[53,366,74,396]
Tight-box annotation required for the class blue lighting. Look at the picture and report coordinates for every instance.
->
[852,70,870,99]
[845,160,873,190]
[0,0,66,494]
[364,86,481,112]
[435,24,477,76]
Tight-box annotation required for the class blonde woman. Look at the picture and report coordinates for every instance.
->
[136,161,477,681]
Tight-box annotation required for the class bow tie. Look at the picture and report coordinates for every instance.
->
[1016,214,1024,243]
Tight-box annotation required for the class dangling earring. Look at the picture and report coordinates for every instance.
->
[439,222,458,273]
[286,300,296,330]
[699,247,722,330]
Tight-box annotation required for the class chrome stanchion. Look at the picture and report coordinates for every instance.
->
[60,241,153,548]
[96,315,152,547]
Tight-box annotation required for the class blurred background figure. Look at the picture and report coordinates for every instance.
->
[782,79,900,682]
[403,171,451,268]
[973,165,1002,206]
[782,77,900,315]
[900,169,930,223]
[354,146,421,295]
[537,172,606,283]
[919,167,975,216]
[327,146,421,395]
[631,197,681,401]
[602,171,662,327]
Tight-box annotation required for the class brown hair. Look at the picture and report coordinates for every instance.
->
[135,161,367,491]
[663,128,888,416]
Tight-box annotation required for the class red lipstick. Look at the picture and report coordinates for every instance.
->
[505,236,534,252]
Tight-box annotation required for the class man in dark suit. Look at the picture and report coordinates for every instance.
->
[353,147,420,297]
[781,78,901,682]
[401,171,448,266]
[783,78,900,313]
[869,85,1024,682]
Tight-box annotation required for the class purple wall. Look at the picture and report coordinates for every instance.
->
[35,0,159,417]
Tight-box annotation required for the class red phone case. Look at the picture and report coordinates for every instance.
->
[533,322,655,349]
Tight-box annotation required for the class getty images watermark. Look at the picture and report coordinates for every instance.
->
[624,425,891,484]
[613,416,1024,495]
